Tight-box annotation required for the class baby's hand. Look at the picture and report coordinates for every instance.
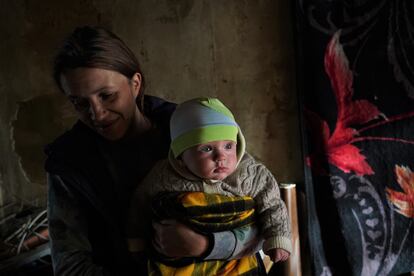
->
[265,248,290,263]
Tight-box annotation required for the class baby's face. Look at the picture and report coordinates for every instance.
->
[181,140,238,180]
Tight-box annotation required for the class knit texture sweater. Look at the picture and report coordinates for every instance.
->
[128,152,292,254]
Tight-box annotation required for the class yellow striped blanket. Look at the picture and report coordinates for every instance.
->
[148,192,259,276]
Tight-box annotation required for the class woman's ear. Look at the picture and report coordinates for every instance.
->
[130,73,142,98]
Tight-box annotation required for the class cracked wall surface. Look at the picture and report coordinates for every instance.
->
[0,0,303,210]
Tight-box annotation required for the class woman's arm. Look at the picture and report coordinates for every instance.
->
[153,220,262,260]
[152,220,209,257]
[207,224,263,260]
[47,173,110,276]
[126,180,152,253]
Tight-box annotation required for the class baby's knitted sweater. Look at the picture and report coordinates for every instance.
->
[128,153,292,253]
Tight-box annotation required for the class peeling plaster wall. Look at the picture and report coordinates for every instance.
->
[0,0,303,210]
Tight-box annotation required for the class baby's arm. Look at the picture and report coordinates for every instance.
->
[248,162,292,262]
[266,248,290,263]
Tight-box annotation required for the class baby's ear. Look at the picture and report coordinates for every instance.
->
[176,157,186,167]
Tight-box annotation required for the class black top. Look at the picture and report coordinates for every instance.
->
[45,96,176,275]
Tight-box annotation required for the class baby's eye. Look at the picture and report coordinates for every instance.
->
[225,143,234,150]
[199,145,213,152]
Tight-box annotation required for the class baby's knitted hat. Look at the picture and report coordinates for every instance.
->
[169,97,245,161]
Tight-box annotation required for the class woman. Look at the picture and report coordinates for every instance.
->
[45,26,263,275]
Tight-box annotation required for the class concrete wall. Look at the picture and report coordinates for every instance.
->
[0,0,303,210]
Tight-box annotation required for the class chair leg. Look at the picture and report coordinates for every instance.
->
[269,183,302,276]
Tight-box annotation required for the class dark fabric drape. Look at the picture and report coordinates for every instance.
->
[295,1,414,275]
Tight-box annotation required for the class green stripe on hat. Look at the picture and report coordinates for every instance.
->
[171,125,238,157]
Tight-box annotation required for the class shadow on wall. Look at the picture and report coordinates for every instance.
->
[12,93,76,186]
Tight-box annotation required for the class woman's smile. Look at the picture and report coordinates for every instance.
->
[95,117,120,133]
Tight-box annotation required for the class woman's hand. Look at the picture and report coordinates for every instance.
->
[152,219,209,258]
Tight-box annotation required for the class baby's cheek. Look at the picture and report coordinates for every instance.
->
[203,167,214,176]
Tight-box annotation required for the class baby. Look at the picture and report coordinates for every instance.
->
[128,97,291,275]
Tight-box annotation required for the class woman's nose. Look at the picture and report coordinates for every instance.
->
[89,100,106,122]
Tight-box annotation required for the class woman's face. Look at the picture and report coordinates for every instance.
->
[60,67,141,141]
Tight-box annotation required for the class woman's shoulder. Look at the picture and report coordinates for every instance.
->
[144,95,176,122]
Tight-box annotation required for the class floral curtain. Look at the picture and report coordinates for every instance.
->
[295,1,414,275]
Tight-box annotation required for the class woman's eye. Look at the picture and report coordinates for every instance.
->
[100,92,115,101]
[199,146,213,152]
[70,98,89,110]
